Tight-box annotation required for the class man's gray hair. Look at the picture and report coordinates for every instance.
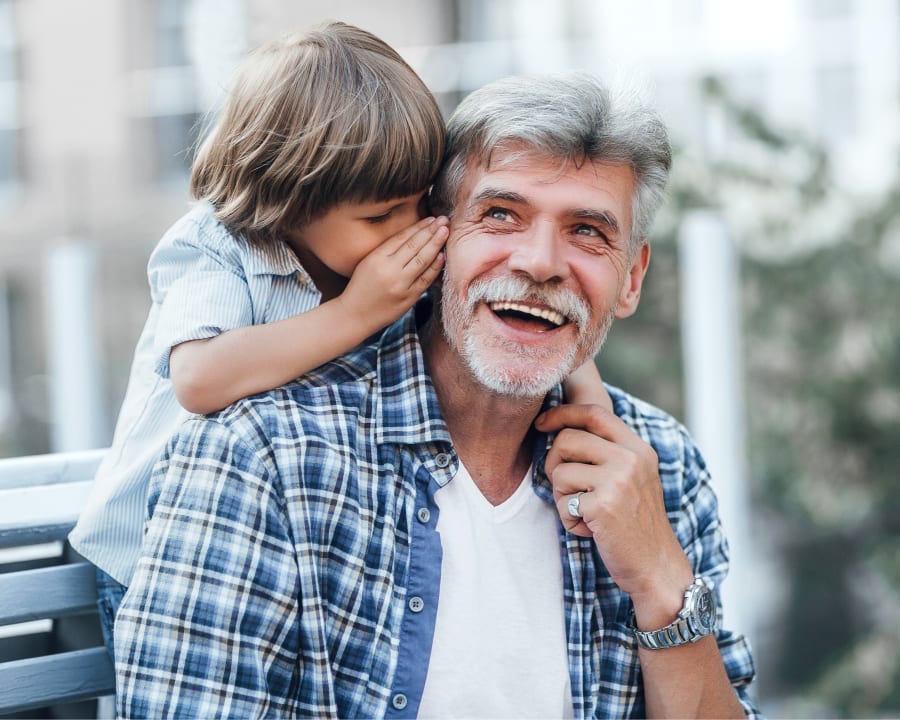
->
[431,71,672,251]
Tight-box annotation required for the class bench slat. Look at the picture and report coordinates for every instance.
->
[0,480,94,548]
[0,448,105,490]
[0,522,75,549]
[0,562,99,625]
[0,450,115,713]
[0,647,115,715]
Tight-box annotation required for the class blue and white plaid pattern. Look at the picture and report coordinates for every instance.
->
[116,303,760,719]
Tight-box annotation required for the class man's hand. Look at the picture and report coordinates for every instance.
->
[535,403,693,626]
[338,216,448,331]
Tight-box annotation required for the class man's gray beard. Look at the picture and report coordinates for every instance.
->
[440,275,616,399]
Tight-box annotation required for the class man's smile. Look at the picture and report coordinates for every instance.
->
[485,300,568,332]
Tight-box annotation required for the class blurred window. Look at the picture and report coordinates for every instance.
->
[729,70,768,109]
[156,0,191,67]
[128,0,200,186]
[458,0,511,42]
[152,0,197,184]
[655,76,708,152]
[809,0,852,17]
[814,65,857,140]
[153,112,198,184]
[0,0,19,194]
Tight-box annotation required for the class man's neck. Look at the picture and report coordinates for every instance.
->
[421,317,545,506]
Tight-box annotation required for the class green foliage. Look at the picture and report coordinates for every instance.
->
[603,77,900,717]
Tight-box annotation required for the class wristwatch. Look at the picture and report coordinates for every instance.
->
[628,577,718,650]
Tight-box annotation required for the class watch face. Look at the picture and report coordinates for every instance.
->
[691,583,718,632]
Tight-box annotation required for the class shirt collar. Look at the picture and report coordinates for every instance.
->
[531,389,564,501]
[242,235,316,288]
[374,298,452,447]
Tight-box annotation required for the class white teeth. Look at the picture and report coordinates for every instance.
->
[487,301,566,327]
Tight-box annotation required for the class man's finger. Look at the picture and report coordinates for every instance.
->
[536,402,637,448]
[543,428,619,478]
[556,490,594,537]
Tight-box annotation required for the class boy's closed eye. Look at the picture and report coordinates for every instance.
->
[365,211,393,224]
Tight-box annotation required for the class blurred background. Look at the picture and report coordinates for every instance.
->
[0,0,898,717]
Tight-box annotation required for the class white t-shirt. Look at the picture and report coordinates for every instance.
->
[418,462,574,719]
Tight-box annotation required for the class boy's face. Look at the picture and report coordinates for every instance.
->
[290,191,426,278]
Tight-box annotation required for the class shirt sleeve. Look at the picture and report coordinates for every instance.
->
[114,417,301,718]
[677,435,762,719]
[148,228,254,378]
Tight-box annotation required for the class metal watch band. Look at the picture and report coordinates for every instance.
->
[628,578,717,650]
[632,616,695,650]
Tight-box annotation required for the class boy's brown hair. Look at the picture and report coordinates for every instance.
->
[190,22,445,244]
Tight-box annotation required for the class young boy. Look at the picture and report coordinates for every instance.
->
[69,21,448,658]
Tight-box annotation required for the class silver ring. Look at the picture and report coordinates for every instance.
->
[567,491,586,519]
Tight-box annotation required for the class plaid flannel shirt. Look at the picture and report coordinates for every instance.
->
[115,301,760,719]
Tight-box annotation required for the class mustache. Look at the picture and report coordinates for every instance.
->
[465,276,591,329]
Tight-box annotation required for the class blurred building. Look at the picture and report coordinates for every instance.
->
[589,0,900,195]
[0,0,457,454]
[1,2,899,716]
[1,0,898,454]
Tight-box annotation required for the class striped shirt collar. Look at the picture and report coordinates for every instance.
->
[241,235,315,287]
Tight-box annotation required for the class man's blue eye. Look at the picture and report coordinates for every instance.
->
[488,208,512,221]
[575,224,601,237]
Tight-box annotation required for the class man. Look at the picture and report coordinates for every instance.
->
[116,72,760,718]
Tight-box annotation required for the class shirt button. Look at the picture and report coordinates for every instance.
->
[392,693,408,710]
[435,452,451,468]
[408,596,425,613]
[417,507,431,523]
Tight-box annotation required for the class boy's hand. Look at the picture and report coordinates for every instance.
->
[339,216,448,330]
[563,358,613,412]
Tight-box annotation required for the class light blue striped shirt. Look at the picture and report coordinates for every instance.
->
[69,202,322,584]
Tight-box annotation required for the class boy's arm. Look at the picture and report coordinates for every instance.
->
[563,357,613,412]
[171,217,447,414]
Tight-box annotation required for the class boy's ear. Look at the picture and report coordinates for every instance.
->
[614,242,650,319]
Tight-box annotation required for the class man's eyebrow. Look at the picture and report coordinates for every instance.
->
[572,208,620,236]
[472,187,528,205]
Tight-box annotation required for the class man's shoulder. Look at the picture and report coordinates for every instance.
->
[194,309,429,460]
[607,383,682,426]
[606,384,713,518]
[606,384,697,463]
[205,340,381,437]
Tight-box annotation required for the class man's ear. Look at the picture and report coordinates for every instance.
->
[614,241,650,319]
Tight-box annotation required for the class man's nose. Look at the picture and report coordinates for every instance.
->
[506,221,569,283]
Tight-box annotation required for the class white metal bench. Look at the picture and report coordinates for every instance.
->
[0,448,115,717]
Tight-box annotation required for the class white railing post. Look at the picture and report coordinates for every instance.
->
[678,210,754,639]
[45,243,107,452]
